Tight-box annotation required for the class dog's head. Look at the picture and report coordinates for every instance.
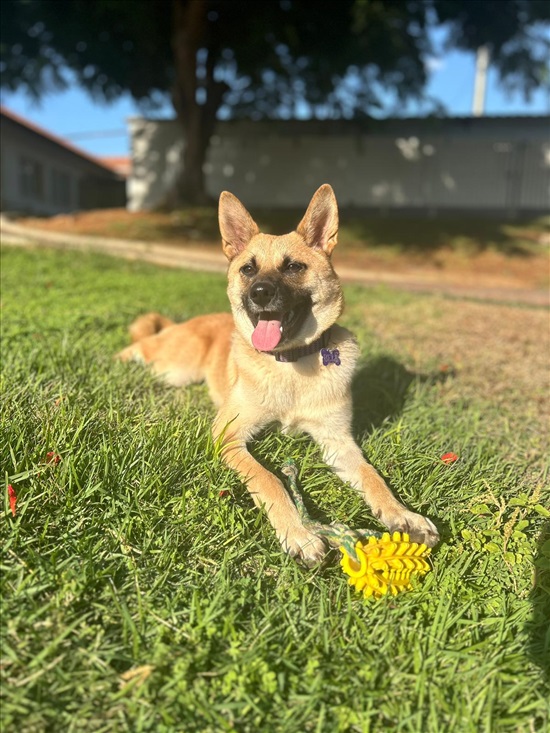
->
[218,184,344,353]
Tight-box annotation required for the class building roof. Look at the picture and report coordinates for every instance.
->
[99,156,131,177]
[0,106,123,176]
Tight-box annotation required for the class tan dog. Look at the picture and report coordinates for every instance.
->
[117,185,439,564]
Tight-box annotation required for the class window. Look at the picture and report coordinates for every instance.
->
[18,156,44,200]
[51,169,72,207]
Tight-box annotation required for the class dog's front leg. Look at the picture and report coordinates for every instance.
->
[213,412,327,566]
[308,425,439,547]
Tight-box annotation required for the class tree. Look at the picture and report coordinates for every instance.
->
[433,0,550,96]
[2,0,549,205]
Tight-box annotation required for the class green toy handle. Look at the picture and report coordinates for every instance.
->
[281,459,380,562]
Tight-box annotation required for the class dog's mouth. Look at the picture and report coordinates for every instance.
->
[249,304,310,352]
[251,311,284,351]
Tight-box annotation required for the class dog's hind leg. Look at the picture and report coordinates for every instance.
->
[116,313,233,399]
[117,333,206,388]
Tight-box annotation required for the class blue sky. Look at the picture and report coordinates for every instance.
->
[1,43,549,159]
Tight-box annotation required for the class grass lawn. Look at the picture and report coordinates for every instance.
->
[1,246,549,732]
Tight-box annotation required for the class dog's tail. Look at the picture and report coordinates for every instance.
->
[129,312,174,342]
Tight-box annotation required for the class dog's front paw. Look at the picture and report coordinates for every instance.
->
[385,509,440,548]
[279,525,327,567]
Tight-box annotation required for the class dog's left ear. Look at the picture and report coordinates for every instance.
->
[219,191,260,260]
[297,184,339,256]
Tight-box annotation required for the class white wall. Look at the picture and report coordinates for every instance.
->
[127,118,184,213]
[127,117,550,214]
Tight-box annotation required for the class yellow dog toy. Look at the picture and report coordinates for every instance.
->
[282,460,433,599]
[340,532,431,598]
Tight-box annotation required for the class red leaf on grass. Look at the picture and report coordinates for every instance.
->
[46,451,61,465]
[219,490,230,498]
[441,452,459,464]
[8,485,17,517]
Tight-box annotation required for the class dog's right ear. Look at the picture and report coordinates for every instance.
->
[219,191,260,260]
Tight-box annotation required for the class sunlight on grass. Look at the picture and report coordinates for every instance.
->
[1,247,548,732]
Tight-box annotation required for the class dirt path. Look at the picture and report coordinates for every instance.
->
[2,216,548,307]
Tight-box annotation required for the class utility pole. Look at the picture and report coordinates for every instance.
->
[472,45,490,116]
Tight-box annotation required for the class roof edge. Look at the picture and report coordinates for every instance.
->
[1,105,124,176]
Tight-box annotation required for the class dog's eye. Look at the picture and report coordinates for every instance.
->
[285,261,306,274]
[240,263,256,277]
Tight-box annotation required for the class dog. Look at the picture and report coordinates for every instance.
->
[117,184,439,565]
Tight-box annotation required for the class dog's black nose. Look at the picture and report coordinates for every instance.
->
[250,281,276,308]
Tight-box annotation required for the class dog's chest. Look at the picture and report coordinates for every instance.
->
[250,349,356,425]
[277,365,339,412]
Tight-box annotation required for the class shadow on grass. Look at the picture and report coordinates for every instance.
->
[335,213,543,257]
[352,356,414,436]
[527,521,550,684]
[351,355,452,437]
[254,210,544,256]
[120,206,544,257]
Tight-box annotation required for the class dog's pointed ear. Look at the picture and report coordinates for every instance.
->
[219,191,260,260]
[296,184,339,256]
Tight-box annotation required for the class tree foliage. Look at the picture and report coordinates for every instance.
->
[434,0,550,96]
[2,0,549,203]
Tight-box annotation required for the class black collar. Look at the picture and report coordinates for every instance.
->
[270,329,330,363]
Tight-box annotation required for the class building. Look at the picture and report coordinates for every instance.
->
[0,106,126,216]
[99,156,131,178]
[128,115,550,215]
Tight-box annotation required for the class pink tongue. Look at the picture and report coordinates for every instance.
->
[252,319,282,351]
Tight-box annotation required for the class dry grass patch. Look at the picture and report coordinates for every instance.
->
[352,295,549,438]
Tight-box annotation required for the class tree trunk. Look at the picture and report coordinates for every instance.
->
[169,0,226,207]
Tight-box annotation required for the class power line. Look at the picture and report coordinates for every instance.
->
[63,129,127,140]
